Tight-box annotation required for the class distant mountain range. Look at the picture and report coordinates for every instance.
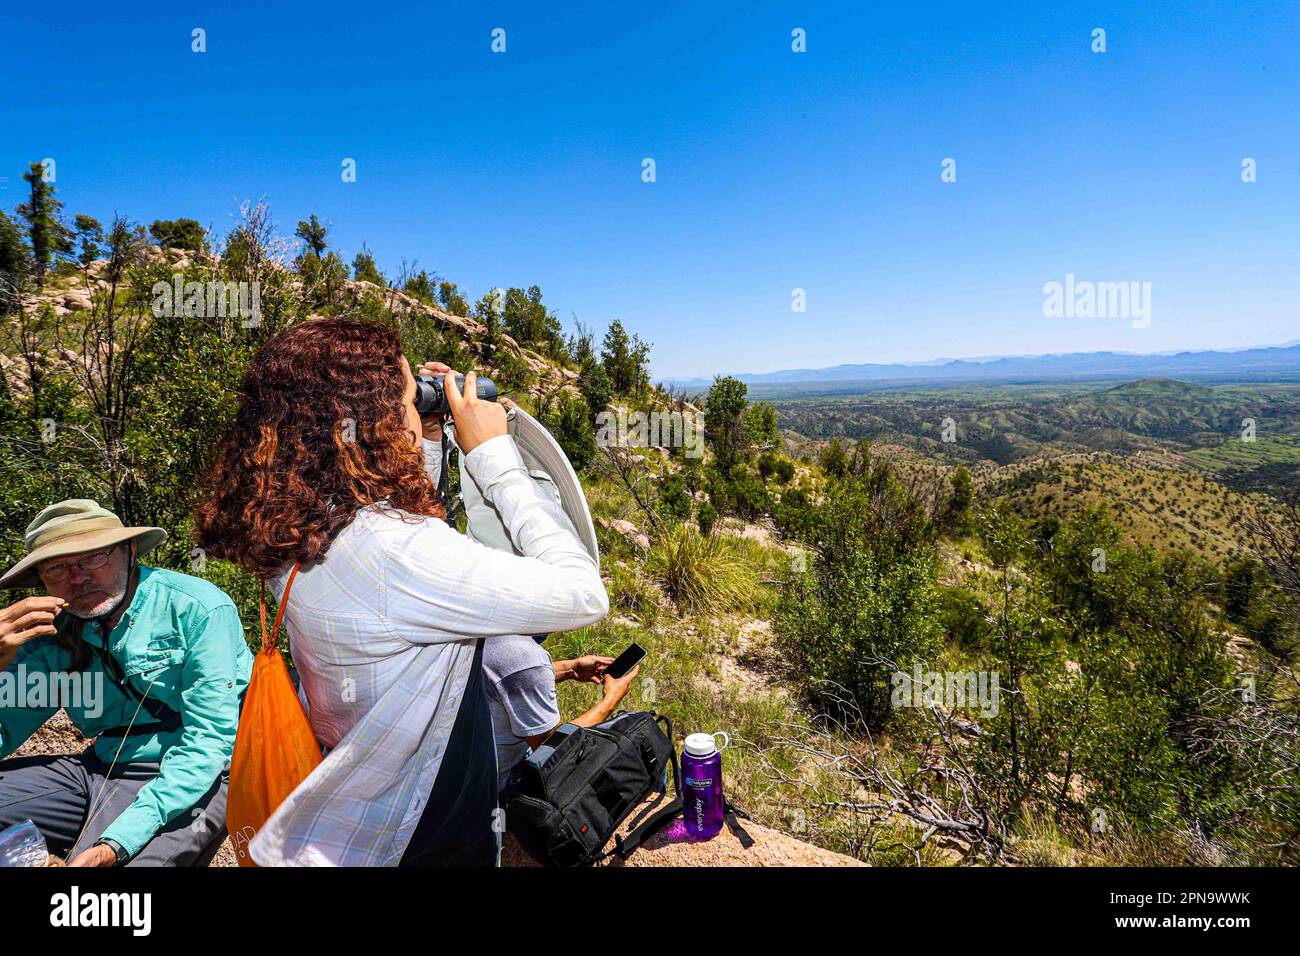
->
[666,343,1300,394]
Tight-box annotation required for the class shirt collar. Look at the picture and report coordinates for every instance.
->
[79,564,157,646]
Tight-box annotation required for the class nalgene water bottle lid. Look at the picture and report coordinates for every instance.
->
[684,732,728,757]
[684,734,716,756]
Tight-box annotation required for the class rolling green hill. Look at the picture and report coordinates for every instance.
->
[984,454,1262,564]
[774,378,1300,498]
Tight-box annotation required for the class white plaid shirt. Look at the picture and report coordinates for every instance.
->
[249,435,607,866]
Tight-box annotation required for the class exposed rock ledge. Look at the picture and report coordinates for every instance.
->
[501,797,863,867]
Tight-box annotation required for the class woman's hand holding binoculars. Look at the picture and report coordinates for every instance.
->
[418,361,507,455]
[416,361,451,442]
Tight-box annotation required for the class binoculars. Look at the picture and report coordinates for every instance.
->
[414,373,498,416]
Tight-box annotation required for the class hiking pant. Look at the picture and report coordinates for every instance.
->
[0,748,228,866]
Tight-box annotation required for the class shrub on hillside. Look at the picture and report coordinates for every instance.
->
[493,348,537,395]
[773,486,816,543]
[296,250,348,309]
[936,584,991,651]
[776,461,941,729]
[941,465,975,537]
[577,354,613,418]
[730,468,769,520]
[149,217,206,253]
[819,438,849,478]
[756,450,796,484]
[1223,557,1264,621]
[646,523,753,614]
[971,505,1246,838]
[540,394,597,473]
[656,471,692,525]
[696,499,716,536]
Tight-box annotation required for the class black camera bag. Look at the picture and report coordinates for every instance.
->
[504,711,681,867]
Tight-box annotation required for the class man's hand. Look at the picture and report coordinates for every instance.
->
[564,655,614,684]
[68,843,117,868]
[547,664,643,743]
[0,595,66,667]
[599,663,640,712]
[416,361,452,441]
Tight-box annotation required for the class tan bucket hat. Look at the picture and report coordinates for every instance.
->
[0,499,167,590]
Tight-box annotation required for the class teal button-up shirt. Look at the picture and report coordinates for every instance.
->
[0,566,253,857]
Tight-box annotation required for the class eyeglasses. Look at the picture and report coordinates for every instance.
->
[39,546,120,584]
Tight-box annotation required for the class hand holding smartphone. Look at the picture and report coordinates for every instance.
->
[604,642,646,680]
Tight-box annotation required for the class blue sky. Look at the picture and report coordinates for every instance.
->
[2,0,1297,379]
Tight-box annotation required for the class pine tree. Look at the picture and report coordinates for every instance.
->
[743,401,780,448]
[17,162,70,287]
[601,319,651,396]
[704,375,748,472]
[437,281,470,317]
[944,465,975,536]
[72,215,104,267]
[352,246,385,285]
[294,214,328,257]
[473,291,500,358]
[148,218,206,253]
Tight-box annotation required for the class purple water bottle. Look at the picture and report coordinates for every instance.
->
[681,732,729,839]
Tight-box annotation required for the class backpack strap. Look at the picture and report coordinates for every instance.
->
[439,429,462,527]
[656,713,681,804]
[724,800,756,849]
[258,563,301,653]
[605,713,683,861]
[610,793,683,860]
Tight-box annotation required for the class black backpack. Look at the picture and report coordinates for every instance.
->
[504,711,684,867]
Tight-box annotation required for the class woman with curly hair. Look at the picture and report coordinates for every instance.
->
[195,318,608,866]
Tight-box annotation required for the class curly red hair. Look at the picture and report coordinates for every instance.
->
[196,318,443,576]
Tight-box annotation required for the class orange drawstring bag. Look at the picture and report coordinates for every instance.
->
[226,564,322,866]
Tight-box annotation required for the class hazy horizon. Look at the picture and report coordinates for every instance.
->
[663,337,1300,384]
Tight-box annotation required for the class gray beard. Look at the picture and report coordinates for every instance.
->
[66,587,127,621]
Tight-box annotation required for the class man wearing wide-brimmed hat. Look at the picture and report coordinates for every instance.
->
[0,499,252,866]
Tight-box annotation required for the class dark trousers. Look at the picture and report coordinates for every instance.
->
[0,748,228,866]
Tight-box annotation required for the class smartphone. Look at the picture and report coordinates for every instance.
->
[604,642,646,680]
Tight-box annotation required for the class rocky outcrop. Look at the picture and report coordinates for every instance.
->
[596,516,650,550]
[501,795,864,867]
[8,248,584,410]
[61,290,93,312]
